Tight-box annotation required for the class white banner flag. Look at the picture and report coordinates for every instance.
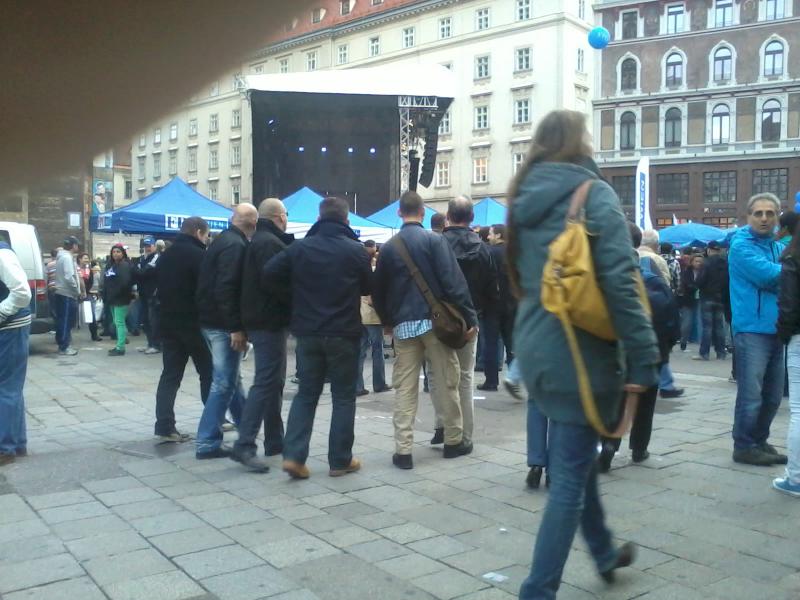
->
[635,157,652,231]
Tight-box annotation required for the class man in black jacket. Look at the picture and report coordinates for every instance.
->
[153,217,213,442]
[263,197,371,479]
[481,223,516,391]
[373,191,478,470]
[442,197,498,441]
[194,203,258,459]
[135,237,162,354]
[696,241,729,361]
[231,198,294,472]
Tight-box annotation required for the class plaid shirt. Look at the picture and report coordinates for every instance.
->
[393,319,432,341]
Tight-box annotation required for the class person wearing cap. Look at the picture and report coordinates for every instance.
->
[53,236,82,355]
[135,236,162,355]
[695,241,729,361]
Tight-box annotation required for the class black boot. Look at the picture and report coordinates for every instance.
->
[430,428,444,445]
[526,466,543,489]
[598,442,615,473]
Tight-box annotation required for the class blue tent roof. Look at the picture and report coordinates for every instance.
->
[367,200,439,229]
[472,198,507,227]
[282,187,324,222]
[91,177,232,234]
[658,223,726,246]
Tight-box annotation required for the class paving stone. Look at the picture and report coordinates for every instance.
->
[441,549,516,577]
[201,565,298,600]
[294,514,351,533]
[197,504,271,529]
[222,518,306,548]
[27,488,94,510]
[0,553,84,593]
[0,518,50,543]
[376,553,449,579]
[120,459,176,477]
[0,494,35,523]
[51,514,132,541]
[323,500,382,520]
[66,529,151,560]
[412,567,490,599]
[103,570,205,600]
[303,492,355,509]
[83,476,143,494]
[454,589,518,600]
[454,527,535,565]
[38,500,111,524]
[83,548,175,586]
[347,538,411,562]
[397,504,495,536]
[176,491,245,513]
[647,558,727,587]
[705,576,794,600]
[377,522,440,544]
[317,525,381,547]
[112,497,184,520]
[348,485,434,512]
[4,576,106,600]
[0,535,65,564]
[157,481,221,499]
[96,487,163,506]
[131,510,206,537]
[636,582,716,600]
[409,535,475,559]
[252,534,341,568]
[270,504,329,522]
[711,551,795,583]
[173,544,264,579]
[349,510,407,531]
[268,591,322,600]
[149,525,233,557]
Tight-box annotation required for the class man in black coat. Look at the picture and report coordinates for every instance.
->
[153,217,213,442]
[696,241,729,360]
[194,203,258,459]
[231,198,294,472]
[263,197,372,479]
[135,237,161,353]
[481,223,516,391]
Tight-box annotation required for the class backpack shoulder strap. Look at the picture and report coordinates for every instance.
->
[393,235,438,312]
[566,180,595,224]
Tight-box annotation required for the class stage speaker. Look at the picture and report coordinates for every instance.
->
[408,150,420,192]
[418,128,439,188]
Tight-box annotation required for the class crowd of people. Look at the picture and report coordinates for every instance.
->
[1,109,799,599]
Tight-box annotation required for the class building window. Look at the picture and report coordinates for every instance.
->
[474,106,489,130]
[622,11,638,39]
[139,134,146,147]
[210,81,219,97]
[514,99,531,124]
[476,7,490,30]
[188,147,197,173]
[153,154,161,179]
[208,181,218,201]
[439,17,452,39]
[209,113,219,134]
[231,142,241,167]
[137,156,145,180]
[621,58,637,91]
[656,173,689,204]
[578,0,586,19]
[666,4,684,33]
[612,175,635,206]
[713,46,732,82]
[665,52,684,87]
[340,0,350,15]
[307,51,318,71]
[475,55,490,79]
[312,8,323,23]
[337,44,348,65]
[703,171,737,203]
[153,128,161,145]
[372,0,383,4]
[765,0,785,19]
[715,0,733,26]
[439,110,451,135]
[402,27,415,48]
[473,157,488,183]
[516,47,532,71]
[620,111,636,150]
[124,180,132,199]
[369,37,380,57]
[516,0,531,20]
[752,168,788,202]
[711,104,730,144]
[231,182,240,205]
[169,123,178,142]
[189,118,198,137]
[577,48,585,73]
[513,152,526,174]
[254,64,264,74]
[209,146,218,170]
[232,109,241,129]
[436,161,450,187]
[168,150,177,176]
[279,58,289,73]
[762,99,782,141]
[665,107,682,147]
[764,41,784,76]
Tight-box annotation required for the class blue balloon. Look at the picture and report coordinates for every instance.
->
[795,190,800,212]
[588,27,610,50]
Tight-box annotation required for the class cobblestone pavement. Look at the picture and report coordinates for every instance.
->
[2,332,799,599]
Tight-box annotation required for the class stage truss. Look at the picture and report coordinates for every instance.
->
[398,95,442,192]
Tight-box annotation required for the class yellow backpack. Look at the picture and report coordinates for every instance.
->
[541,180,650,438]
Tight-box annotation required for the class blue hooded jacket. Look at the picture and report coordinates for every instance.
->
[728,226,783,335]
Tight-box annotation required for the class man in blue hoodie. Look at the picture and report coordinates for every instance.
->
[729,192,788,466]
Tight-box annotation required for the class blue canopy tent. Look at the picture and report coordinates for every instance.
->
[472,198,507,227]
[91,177,232,234]
[367,200,438,230]
[658,223,726,247]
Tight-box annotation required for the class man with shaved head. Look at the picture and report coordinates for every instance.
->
[232,198,294,472]
[195,203,258,459]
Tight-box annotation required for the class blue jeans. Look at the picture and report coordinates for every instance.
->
[507,358,521,385]
[732,332,784,451]
[700,300,727,358]
[679,305,696,349]
[527,400,548,467]
[520,420,617,600]
[234,329,288,456]
[659,363,675,391]
[196,328,244,453]
[786,336,800,484]
[357,325,386,392]
[0,325,29,456]
[283,335,359,469]
[53,294,76,350]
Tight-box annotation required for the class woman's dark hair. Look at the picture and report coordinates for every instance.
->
[506,110,593,297]
[478,227,490,242]
[785,213,800,258]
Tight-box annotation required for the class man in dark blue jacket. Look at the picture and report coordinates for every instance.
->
[263,197,372,479]
[373,191,477,470]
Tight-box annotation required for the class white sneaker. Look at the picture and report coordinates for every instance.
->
[137,346,147,352]
[59,347,78,356]
[144,347,161,355]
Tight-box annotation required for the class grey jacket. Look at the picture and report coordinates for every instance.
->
[511,162,659,427]
[54,250,80,299]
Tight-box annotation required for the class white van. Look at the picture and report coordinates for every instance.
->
[0,221,53,333]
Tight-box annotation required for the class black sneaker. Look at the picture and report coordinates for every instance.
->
[631,449,650,463]
[732,447,775,466]
[600,542,637,583]
[443,440,473,458]
[760,443,788,465]
[526,466,543,489]
[196,447,232,460]
[356,389,370,397]
[659,388,684,398]
[108,348,125,356]
[392,453,413,469]
[232,452,270,473]
[430,428,444,445]
[477,383,498,391]
[598,442,615,473]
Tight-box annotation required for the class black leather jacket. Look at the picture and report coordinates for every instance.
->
[777,252,800,344]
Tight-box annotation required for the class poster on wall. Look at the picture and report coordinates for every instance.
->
[92,179,114,215]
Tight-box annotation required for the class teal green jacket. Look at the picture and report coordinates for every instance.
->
[511,162,659,427]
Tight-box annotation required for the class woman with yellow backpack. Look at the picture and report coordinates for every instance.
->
[507,110,660,599]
